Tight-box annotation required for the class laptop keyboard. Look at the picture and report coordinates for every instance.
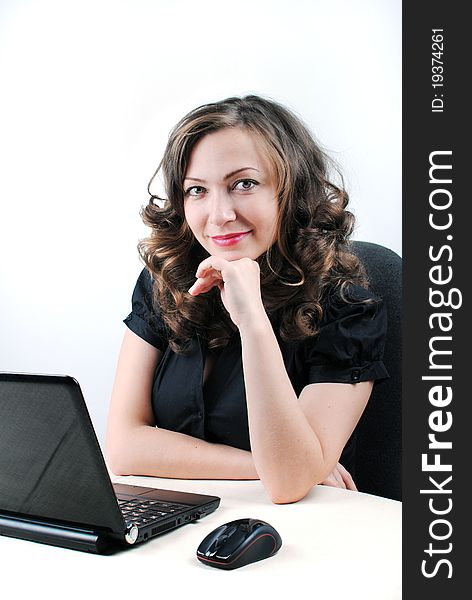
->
[118,497,190,527]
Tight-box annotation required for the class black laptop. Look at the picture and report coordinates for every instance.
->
[0,372,220,554]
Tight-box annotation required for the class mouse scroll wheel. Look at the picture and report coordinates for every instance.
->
[208,527,234,553]
[206,535,227,556]
[224,525,239,537]
[209,525,235,550]
[216,534,229,546]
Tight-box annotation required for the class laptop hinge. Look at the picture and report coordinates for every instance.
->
[0,514,117,554]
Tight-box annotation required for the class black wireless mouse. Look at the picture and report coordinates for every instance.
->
[196,518,282,570]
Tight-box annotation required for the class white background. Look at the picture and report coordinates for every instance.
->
[0,0,401,444]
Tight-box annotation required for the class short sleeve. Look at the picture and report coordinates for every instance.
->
[305,285,389,384]
[123,268,168,351]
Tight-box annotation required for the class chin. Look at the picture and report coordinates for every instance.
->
[215,248,259,261]
[214,251,245,261]
[199,238,263,261]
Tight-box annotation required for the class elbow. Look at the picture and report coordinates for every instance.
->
[266,480,315,505]
[270,488,311,504]
[269,488,312,505]
[270,494,306,505]
[265,467,328,504]
[107,458,128,477]
[106,422,155,476]
[105,439,134,477]
[105,450,126,477]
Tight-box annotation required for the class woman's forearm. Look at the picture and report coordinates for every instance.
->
[106,424,259,480]
[239,315,326,503]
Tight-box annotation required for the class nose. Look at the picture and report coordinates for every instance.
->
[208,189,236,227]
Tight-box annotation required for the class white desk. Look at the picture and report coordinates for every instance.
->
[0,476,401,600]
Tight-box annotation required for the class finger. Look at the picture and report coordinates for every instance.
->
[320,474,337,487]
[196,271,223,286]
[321,469,345,489]
[336,463,358,491]
[332,468,346,489]
[196,265,218,279]
[336,463,357,491]
[189,269,223,291]
[188,275,220,296]
[195,256,230,279]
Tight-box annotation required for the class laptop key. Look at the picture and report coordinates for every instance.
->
[119,497,192,530]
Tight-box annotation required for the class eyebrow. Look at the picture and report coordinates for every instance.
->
[184,167,260,182]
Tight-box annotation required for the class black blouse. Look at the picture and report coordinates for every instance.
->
[123,268,389,474]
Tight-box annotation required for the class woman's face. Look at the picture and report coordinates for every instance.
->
[183,127,279,261]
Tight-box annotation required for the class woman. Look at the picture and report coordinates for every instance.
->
[106,95,388,504]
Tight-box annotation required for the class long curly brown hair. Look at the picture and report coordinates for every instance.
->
[138,95,367,354]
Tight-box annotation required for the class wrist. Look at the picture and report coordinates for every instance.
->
[237,309,272,337]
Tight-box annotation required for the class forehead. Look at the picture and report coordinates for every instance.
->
[185,127,273,178]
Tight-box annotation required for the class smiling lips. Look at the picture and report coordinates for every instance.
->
[210,231,252,247]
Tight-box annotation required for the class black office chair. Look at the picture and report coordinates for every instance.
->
[350,241,402,501]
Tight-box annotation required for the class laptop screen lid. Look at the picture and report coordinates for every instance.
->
[0,372,126,538]
[0,373,221,553]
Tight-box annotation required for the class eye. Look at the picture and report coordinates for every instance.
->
[184,185,206,197]
[233,179,259,192]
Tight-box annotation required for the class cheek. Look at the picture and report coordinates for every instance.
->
[183,204,201,237]
[183,200,192,222]
[258,205,279,237]
[186,214,211,248]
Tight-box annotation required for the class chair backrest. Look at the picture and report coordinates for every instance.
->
[351,241,402,500]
